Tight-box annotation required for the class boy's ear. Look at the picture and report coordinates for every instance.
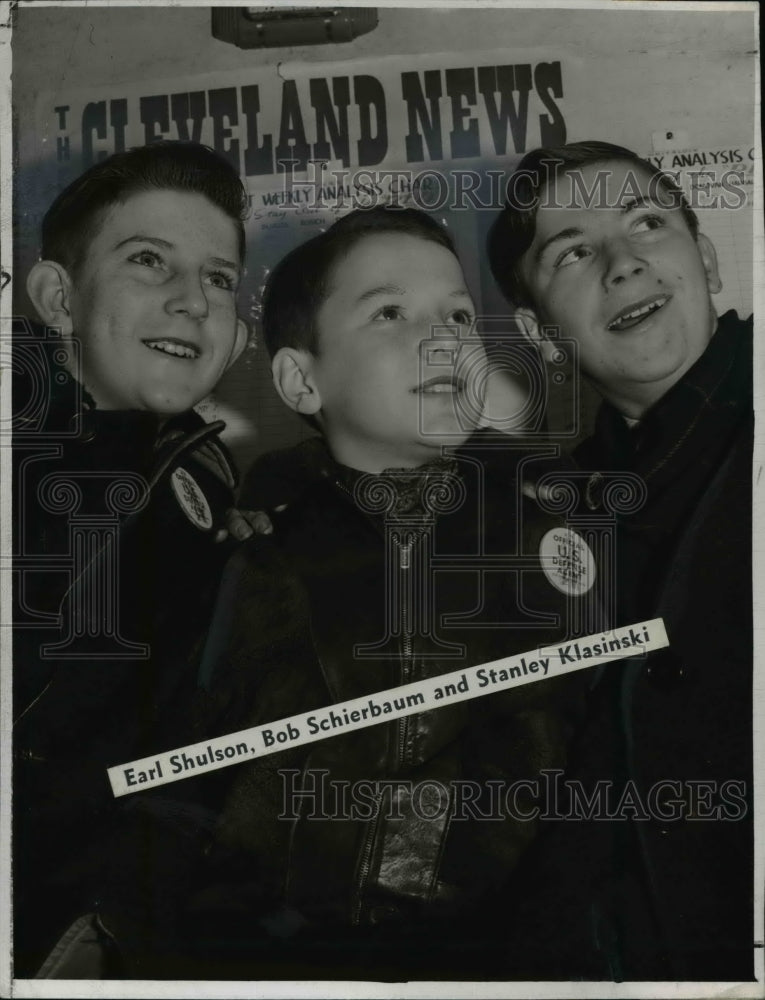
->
[26,260,75,334]
[271,347,322,417]
[698,233,722,295]
[225,318,250,370]
[515,306,558,364]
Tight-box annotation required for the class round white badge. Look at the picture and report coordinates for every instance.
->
[170,466,213,531]
[539,527,596,596]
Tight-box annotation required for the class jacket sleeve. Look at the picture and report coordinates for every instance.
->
[90,537,323,976]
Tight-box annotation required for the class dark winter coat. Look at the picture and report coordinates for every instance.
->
[12,320,240,976]
[107,440,607,979]
[502,310,754,981]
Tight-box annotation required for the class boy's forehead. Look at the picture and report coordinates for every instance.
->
[335,229,428,271]
[540,159,663,216]
[100,186,188,223]
[329,231,462,289]
[85,187,242,261]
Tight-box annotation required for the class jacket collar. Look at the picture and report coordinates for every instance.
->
[582,310,752,486]
[15,326,217,476]
[334,454,460,521]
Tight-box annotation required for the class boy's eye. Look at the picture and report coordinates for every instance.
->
[633,213,666,233]
[206,271,237,292]
[373,305,404,322]
[554,245,591,269]
[448,308,474,326]
[129,249,165,269]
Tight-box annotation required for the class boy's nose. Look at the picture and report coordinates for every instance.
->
[165,272,209,320]
[424,336,460,369]
[602,238,647,287]
[424,320,464,362]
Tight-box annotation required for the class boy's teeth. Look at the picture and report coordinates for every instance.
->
[610,297,668,329]
[624,301,659,320]
[146,340,197,359]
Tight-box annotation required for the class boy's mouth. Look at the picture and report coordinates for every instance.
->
[143,338,200,360]
[607,295,670,332]
[415,375,465,394]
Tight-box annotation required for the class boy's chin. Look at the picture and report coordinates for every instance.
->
[416,422,478,451]
[389,432,473,467]
[135,384,206,418]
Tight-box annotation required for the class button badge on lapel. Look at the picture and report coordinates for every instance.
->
[539,527,596,596]
[170,466,214,531]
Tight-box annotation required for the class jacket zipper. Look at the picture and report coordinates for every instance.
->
[353,531,414,918]
[332,481,419,916]
[398,533,414,768]
[352,789,383,925]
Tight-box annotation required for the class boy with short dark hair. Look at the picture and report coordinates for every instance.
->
[169,206,606,979]
[486,140,753,979]
[27,139,249,417]
[13,140,255,975]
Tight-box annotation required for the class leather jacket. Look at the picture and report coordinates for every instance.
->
[149,441,608,976]
[12,319,240,976]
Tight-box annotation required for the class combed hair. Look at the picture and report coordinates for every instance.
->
[487,140,699,308]
[41,141,248,273]
[262,206,458,359]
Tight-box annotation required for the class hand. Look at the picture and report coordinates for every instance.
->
[214,508,274,543]
[521,480,557,503]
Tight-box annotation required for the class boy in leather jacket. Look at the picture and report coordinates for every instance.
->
[12,141,255,976]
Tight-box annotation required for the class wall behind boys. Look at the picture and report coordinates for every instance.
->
[12,3,757,481]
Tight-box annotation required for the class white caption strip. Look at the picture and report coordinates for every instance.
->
[108,618,668,797]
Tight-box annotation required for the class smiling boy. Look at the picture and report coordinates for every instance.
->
[487,141,753,979]
[12,141,253,975]
[32,186,246,415]
[499,155,723,417]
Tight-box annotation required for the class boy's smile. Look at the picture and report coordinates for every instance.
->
[520,160,721,416]
[415,374,467,394]
[62,189,246,415]
[309,232,485,472]
[143,337,200,360]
